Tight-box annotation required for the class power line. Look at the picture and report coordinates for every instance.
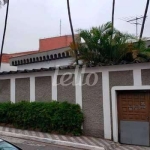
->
[119,15,147,38]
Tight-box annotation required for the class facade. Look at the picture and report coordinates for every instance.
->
[0,63,150,147]
[1,36,150,146]
[8,35,77,70]
[9,47,75,70]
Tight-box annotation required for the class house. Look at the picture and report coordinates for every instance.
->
[1,35,150,147]
[9,35,77,70]
[0,35,76,71]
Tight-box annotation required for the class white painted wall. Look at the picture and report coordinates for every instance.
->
[1,63,150,141]
[17,58,75,70]
[0,63,17,72]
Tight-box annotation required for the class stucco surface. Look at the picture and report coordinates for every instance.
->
[82,73,104,138]
[15,78,30,102]
[109,71,133,88]
[141,69,150,85]
[57,74,75,104]
[35,76,52,101]
[0,79,10,102]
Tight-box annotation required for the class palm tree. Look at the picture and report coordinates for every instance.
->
[0,0,9,68]
[139,0,150,39]
[66,0,78,65]
[110,0,115,61]
[74,22,136,66]
[111,0,115,38]
[70,22,150,66]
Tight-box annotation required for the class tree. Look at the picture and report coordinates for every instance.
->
[0,0,9,69]
[66,0,78,65]
[140,0,150,39]
[111,0,115,39]
[69,22,150,66]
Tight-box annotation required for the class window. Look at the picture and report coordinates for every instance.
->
[17,60,20,65]
[62,52,65,57]
[58,53,61,58]
[21,60,23,64]
[30,58,32,63]
[43,56,46,60]
[15,61,17,65]
[54,54,57,59]
[51,55,53,59]
[40,57,42,61]
[66,52,69,57]
[27,59,29,63]
[33,58,35,62]
[47,55,50,60]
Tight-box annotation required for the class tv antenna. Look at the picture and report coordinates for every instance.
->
[119,16,147,38]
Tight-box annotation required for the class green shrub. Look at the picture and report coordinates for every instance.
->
[0,101,83,135]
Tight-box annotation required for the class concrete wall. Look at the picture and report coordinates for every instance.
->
[17,58,74,70]
[141,69,150,85]
[35,76,52,101]
[57,74,75,104]
[109,70,134,88]
[15,78,30,102]
[1,63,150,140]
[82,73,104,137]
[0,63,17,72]
[0,79,10,102]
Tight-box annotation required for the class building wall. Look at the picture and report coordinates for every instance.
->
[141,69,150,85]
[57,74,75,104]
[0,79,10,102]
[17,58,74,70]
[35,76,52,101]
[109,70,134,88]
[82,73,104,137]
[0,63,17,72]
[15,78,30,102]
[1,63,150,139]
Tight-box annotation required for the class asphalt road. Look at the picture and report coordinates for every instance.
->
[0,135,84,150]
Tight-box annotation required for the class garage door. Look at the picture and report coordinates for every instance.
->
[117,90,150,146]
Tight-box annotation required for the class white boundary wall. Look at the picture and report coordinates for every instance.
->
[1,63,150,141]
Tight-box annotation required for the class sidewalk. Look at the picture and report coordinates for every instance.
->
[0,126,149,150]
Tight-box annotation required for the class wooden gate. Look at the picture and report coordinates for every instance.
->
[117,90,150,146]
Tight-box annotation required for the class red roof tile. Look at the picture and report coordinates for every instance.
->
[1,50,38,63]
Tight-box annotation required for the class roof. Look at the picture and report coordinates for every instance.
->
[1,50,38,63]
[0,61,150,76]
[39,35,73,52]
[0,66,78,75]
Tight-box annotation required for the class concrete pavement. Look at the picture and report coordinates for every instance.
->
[1,135,83,150]
[0,126,150,150]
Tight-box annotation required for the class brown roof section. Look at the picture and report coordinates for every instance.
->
[1,50,38,63]
[39,35,73,51]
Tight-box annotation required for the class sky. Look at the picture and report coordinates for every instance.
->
[0,0,150,53]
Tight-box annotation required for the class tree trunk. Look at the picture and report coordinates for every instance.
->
[67,0,78,65]
[139,0,150,39]
[111,0,115,34]
[110,0,115,60]
[0,0,9,68]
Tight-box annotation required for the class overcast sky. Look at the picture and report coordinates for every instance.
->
[0,0,150,53]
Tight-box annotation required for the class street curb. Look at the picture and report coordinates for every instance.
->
[0,131,105,150]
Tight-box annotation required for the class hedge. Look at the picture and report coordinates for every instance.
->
[0,101,84,135]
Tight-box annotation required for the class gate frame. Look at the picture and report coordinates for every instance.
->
[111,86,150,142]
